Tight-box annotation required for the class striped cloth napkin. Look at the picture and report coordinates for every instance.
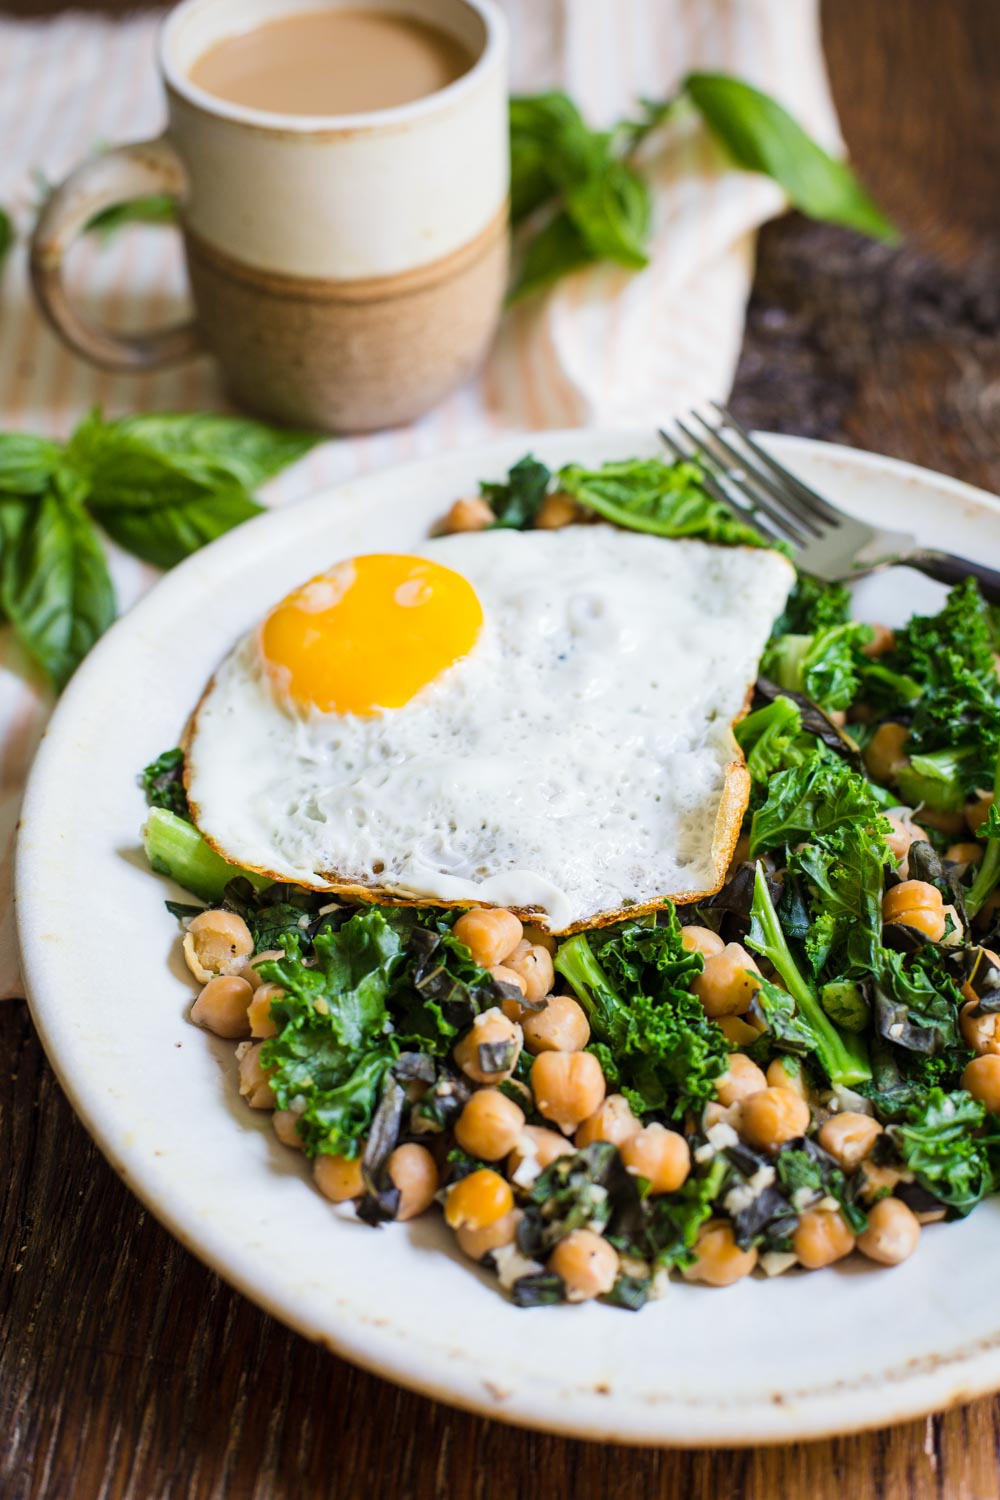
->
[0,0,840,996]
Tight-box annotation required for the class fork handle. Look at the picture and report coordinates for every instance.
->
[905,549,1000,604]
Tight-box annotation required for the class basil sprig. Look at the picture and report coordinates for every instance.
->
[0,411,318,689]
[510,73,896,299]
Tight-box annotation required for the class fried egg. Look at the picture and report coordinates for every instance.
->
[185,527,793,931]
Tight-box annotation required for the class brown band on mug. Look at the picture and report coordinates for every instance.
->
[182,200,510,303]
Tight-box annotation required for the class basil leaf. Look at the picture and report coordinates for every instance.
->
[0,207,13,269]
[70,411,318,496]
[1,491,115,688]
[509,211,595,301]
[87,195,177,238]
[565,158,650,269]
[0,434,63,495]
[95,485,263,569]
[509,93,596,222]
[683,73,898,242]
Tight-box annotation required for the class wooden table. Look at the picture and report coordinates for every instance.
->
[4,2,1000,1495]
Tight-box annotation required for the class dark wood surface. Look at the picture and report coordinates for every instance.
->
[5,2,1000,1495]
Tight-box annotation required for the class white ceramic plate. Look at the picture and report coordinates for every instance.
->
[17,429,1000,1447]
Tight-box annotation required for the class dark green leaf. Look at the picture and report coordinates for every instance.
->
[564,158,650,268]
[509,211,595,301]
[0,206,13,268]
[1,490,115,688]
[95,484,263,569]
[557,456,771,547]
[141,746,190,819]
[888,1088,990,1216]
[684,72,898,242]
[0,434,62,495]
[86,195,177,237]
[108,412,320,490]
[479,455,552,529]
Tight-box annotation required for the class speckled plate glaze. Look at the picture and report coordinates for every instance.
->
[16,430,1000,1447]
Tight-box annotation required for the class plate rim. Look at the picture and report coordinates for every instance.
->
[15,427,1000,1447]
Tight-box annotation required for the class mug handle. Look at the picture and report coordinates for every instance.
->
[30,137,202,371]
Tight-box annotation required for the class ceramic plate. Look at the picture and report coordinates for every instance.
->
[17,429,1000,1446]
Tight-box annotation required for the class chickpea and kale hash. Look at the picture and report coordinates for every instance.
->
[142,454,1000,1308]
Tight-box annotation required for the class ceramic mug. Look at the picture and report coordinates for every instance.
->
[30,0,509,433]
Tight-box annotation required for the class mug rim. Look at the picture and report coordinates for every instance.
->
[159,0,506,135]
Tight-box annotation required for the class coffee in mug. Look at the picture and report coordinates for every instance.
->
[30,0,509,434]
[189,8,475,116]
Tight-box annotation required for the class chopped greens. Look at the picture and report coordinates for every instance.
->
[140,482,1000,1308]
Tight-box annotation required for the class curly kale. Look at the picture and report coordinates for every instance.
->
[141,746,190,820]
[553,908,729,1119]
[770,573,850,636]
[887,1088,992,1217]
[761,622,873,713]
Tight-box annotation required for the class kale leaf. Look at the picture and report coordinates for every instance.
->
[887,1088,991,1217]
[141,746,190,820]
[479,455,551,529]
[761,622,872,713]
[556,457,770,547]
[554,908,729,1118]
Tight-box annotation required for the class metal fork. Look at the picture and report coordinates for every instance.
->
[659,405,1000,602]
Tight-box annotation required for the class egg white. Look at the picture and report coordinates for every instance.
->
[185,527,793,931]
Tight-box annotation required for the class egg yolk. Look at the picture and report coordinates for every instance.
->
[258,553,483,715]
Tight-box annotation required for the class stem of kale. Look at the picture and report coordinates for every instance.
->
[966,756,1000,917]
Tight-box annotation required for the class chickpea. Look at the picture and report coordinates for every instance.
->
[190,975,252,1038]
[314,1151,365,1203]
[682,1219,758,1286]
[882,880,945,943]
[453,908,523,968]
[620,1123,691,1194]
[505,940,555,1003]
[443,495,493,533]
[183,909,253,983]
[238,1042,275,1109]
[817,1111,883,1171]
[946,841,984,867]
[247,981,282,1039]
[863,722,910,785]
[716,1015,763,1048]
[715,1053,767,1106]
[454,1089,526,1161]
[453,1007,523,1084]
[272,1109,303,1149]
[507,1124,575,1179]
[456,1207,522,1261]
[534,490,582,530]
[244,949,284,992]
[444,1168,514,1231]
[857,1159,907,1204]
[739,1087,810,1152]
[549,1228,619,1302]
[521,994,590,1054]
[960,1001,1000,1056]
[766,1057,808,1101]
[681,925,725,960]
[962,1054,1000,1113]
[575,1094,641,1149]
[884,811,929,867]
[491,966,527,1022]
[522,923,557,955]
[693,944,761,1018]
[856,1197,921,1265]
[966,789,995,836]
[387,1143,439,1221]
[531,1050,606,1133]
[794,1208,855,1270]
[862,624,895,659]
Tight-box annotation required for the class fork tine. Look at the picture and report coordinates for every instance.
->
[710,403,844,527]
[674,418,805,545]
[688,412,823,540]
[658,427,782,545]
